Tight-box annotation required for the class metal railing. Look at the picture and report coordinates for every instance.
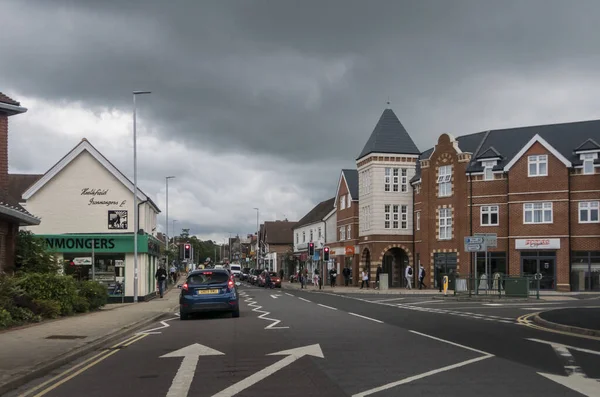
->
[453,275,540,299]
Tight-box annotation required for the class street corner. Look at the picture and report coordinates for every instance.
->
[534,307,600,337]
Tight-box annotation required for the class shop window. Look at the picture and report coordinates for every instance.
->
[571,251,600,291]
[476,252,507,278]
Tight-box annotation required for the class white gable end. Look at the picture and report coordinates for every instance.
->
[503,134,572,171]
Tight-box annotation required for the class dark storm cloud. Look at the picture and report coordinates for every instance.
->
[4,0,600,164]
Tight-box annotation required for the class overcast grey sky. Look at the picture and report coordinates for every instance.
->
[2,0,600,241]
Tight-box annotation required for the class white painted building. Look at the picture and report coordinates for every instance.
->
[293,198,335,274]
[17,138,163,301]
[324,207,337,245]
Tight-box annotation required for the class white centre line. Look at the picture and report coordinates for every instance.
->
[405,300,443,305]
[317,304,338,310]
[348,312,384,323]
[371,297,407,303]
[298,297,311,303]
[285,293,295,297]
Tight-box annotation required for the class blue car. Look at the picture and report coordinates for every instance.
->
[179,269,240,320]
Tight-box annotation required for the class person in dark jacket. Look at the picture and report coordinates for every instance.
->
[155,266,168,298]
[376,265,383,289]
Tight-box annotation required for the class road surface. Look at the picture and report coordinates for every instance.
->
[7,284,600,397]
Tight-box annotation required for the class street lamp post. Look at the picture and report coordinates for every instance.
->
[165,176,175,269]
[132,90,151,303]
[253,208,259,268]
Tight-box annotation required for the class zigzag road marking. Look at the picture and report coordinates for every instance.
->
[240,290,289,329]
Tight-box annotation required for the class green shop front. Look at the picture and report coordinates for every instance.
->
[40,233,163,302]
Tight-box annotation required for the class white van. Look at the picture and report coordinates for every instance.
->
[229,264,242,278]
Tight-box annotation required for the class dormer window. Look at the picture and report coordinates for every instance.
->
[528,155,548,177]
[481,160,497,181]
[581,153,597,175]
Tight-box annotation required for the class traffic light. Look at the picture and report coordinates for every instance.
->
[308,242,315,256]
[323,246,330,261]
[184,244,191,259]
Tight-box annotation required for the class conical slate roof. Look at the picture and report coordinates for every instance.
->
[357,108,420,160]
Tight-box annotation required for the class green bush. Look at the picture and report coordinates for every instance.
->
[14,230,60,274]
[16,273,78,315]
[8,306,41,323]
[78,281,107,310]
[72,296,90,313]
[0,309,13,328]
[32,299,61,319]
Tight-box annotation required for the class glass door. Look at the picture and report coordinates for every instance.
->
[539,258,555,289]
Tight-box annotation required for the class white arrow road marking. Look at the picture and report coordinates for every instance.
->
[136,316,179,335]
[527,339,600,396]
[243,293,289,329]
[161,344,224,397]
[211,344,324,397]
[527,338,600,356]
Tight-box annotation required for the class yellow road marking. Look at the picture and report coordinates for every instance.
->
[19,333,148,397]
[517,313,600,341]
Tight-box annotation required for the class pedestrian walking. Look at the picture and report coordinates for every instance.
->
[170,264,177,283]
[313,268,320,288]
[418,264,427,289]
[405,265,413,289]
[360,268,369,289]
[375,265,382,289]
[329,267,337,288]
[155,265,168,298]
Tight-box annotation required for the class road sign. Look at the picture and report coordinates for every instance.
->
[475,233,498,248]
[465,243,486,252]
[464,236,484,244]
[161,343,225,397]
[212,344,324,396]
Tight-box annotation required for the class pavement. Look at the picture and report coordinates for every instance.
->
[3,281,600,397]
[536,307,600,337]
[0,279,182,395]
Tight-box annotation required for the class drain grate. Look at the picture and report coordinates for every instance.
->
[46,335,87,340]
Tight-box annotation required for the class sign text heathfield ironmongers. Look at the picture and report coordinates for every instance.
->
[81,188,127,207]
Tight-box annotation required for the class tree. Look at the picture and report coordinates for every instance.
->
[15,231,60,274]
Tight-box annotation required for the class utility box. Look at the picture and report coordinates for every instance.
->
[379,274,389,290]
[504,277,529,297]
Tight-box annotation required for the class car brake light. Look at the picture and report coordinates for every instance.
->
[182,283,189,291]
[228,279,234,289]
[276,279,280,282]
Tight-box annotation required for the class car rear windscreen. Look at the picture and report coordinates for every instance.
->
[187,272,229,285]
[230,265,241,270]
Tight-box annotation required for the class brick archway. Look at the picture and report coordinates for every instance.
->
[378,244,413,266]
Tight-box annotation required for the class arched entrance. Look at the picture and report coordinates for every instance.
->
[379,245,412,288]
[361,248,371,283]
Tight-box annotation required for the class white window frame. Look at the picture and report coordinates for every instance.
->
[581,153,597,175]
[437,165,452,197]
[392,168,399,192]
[401,205,408,229]
[401,168,407,192]
[339,226,345,240]
[296,233,299,244]
[528,155,548,177]
[347,194,351,208]
[384,168,391,192]
[416,211,420,230]
[438,208,452,240]
[482,161,496,181]
[392,205,399,229]
[384,204,391,229]
[302,231,305,243]
[480,205,499,226]
[309,229,313,241]
[340,195,346,210]
[579,201,599,223]
[318,227,322,238]
[523,202,553,224]
[346,224,351,239]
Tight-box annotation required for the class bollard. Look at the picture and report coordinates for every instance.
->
[443,275,449,296]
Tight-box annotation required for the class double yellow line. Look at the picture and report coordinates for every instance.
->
[517,312,600,341]
[19,333,149,397]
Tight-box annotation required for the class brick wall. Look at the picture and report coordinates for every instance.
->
[0,115,8,198]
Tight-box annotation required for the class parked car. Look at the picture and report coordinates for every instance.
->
[249,268,262,285]
[240,267,251,281]
[178,269,240,320]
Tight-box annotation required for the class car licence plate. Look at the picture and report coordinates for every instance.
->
[197,289,220,295]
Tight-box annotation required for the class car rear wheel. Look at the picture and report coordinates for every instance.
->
[232,307,240,318]
[180,312,189,320]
